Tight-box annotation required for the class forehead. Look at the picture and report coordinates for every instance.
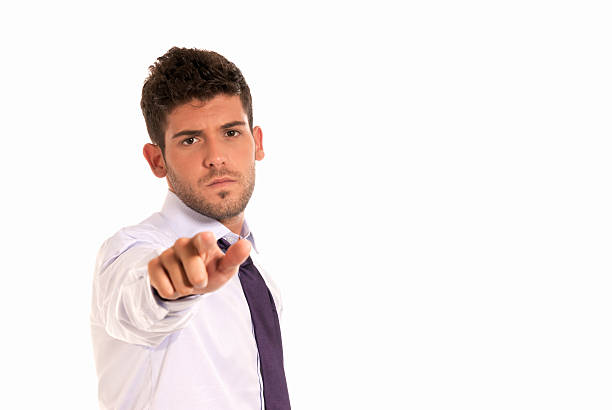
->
[164,94,247,138]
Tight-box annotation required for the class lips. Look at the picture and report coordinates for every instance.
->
[208,177,235,186]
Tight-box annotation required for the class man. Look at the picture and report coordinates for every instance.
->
[90,47,291,410]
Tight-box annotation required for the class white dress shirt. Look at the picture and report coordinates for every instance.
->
[90,190,284,410]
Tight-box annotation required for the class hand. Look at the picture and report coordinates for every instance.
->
[148,231,251,300]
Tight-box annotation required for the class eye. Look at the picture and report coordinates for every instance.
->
[182,137,199,145]
[225,130,241,137]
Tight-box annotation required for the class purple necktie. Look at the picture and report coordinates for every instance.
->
[217,237,291,410]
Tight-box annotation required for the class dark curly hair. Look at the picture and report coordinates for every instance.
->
[141,47,253,156]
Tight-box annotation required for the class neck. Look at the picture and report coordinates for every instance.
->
[219,213,245,236]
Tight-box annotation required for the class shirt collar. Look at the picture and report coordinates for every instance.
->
[160,189,257,252]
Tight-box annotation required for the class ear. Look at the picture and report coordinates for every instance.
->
[143,143,167,178]
[253,126,265,161]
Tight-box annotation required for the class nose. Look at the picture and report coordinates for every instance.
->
[204,138,227,168]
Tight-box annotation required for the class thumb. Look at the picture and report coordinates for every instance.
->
[216,238,252,272]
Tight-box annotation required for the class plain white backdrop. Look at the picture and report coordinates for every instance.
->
[1,1,611,409]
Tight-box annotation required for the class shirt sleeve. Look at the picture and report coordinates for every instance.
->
[92,237,202,347]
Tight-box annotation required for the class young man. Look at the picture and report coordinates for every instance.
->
[90,47,291,410]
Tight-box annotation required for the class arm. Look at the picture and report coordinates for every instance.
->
[93,241,200,347]
[92,231,251,347]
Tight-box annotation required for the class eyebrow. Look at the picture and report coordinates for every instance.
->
[171,129,201,139]
[171,121,247,140]
[220,120,247,129]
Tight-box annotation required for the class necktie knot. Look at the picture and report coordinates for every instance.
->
[217,237,231,252]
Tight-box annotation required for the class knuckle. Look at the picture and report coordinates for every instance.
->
[159,248,175,263]
[175,237,190,248]
[175,284,193,296]
[157,287,173,299]
[189,269,206,286]
[196,232,213,246]
[148,260,163,279]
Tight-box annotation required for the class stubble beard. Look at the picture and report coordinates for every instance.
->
[166,162,256,222]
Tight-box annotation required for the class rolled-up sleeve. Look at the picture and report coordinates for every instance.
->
[92,235,202,347]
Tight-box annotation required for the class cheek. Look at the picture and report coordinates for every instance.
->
[167,154,200,177]
[237,145,255,164]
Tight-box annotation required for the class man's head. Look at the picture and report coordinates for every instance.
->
[141,47,264,225]
[141,47,254,156]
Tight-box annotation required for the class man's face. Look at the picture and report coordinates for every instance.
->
[161,94,264,222]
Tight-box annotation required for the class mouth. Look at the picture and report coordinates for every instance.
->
[207,177,236,187]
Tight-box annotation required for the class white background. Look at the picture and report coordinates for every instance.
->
[1,1,611,409]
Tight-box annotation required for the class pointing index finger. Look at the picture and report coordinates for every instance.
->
[192,232,218,257]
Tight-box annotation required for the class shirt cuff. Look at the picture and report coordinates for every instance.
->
[150,281,202,313]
